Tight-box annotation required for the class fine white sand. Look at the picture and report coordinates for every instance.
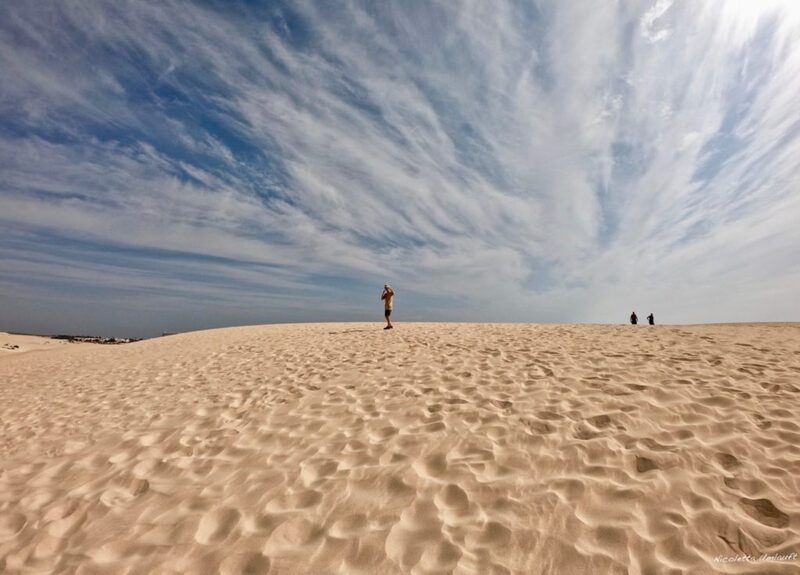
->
[1,323,799,574]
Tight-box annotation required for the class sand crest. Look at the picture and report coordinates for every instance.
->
[1,323,799,574]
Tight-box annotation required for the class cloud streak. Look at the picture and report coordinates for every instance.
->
[1,0,799,336]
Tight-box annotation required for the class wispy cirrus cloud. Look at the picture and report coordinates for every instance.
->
[1,0,799,336]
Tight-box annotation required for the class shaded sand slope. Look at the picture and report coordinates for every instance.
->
[1,323,799,574]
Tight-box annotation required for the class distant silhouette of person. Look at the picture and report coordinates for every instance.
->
[381,284,394,330]
[630,311,638,325]
[647,313,654,325]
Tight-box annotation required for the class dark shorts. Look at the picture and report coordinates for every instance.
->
[384,309,392,317]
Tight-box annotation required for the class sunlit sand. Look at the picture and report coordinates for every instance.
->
[1,323,798,574]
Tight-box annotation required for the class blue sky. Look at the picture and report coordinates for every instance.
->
[1,1,799,337]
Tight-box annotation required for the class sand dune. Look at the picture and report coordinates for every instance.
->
[0,332,91,356]
[1,323,799,574]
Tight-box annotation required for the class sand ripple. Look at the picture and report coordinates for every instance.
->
[1,322,799,573]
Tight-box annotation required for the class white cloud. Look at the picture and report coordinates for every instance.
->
[1,0,799,334]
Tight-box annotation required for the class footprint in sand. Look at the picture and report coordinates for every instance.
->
[328,513,369,538]
[132,457,170,480]
[300,458,339,485]
[100,478,149,508]
[385,499,444,570]
[241,512,281,535]
[368,425,399,442]
[738,498,790,528]
[714,452,741,472]
[195,507,241,544]
[523,419,554,435]
[587,414,613,430]
[416,539,463,573]
[434,483,477,525]
[573,426,599,440]
[549,478,585,504]
[0,512,26,542]
[465,519,512,548]
[489,399,514,411]
[413,453,452,481]
[638,438,674,452]
[635,456,659,473]
[265,489,322,512]
[263,516,324,557]
[219,553,271,575]
[444,396,468,405]
[536,410,563,421]
[625,383,647,391]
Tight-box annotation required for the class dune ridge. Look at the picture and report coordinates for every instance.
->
[1,323,799,574]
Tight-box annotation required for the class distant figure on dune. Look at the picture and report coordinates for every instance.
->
[381,284,394,330]
[647,313,654,325]
[630,311,638,325]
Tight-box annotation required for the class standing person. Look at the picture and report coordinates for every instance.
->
[647,313,654,325]
[630,311,638,325]
[381,284,394,330]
